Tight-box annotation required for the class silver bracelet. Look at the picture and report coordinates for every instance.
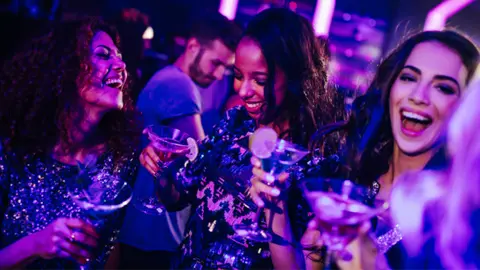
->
[376,224,403,254]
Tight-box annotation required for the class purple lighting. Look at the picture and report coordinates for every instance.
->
[312,0,336,37]
[219,0,239,20]
[424,0,475,31]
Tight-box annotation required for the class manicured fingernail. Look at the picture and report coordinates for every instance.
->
[271,188,280,196]
[266,174,275,183]
[257,200,264,207]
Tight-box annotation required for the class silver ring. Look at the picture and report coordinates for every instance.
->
[70,232,76,242]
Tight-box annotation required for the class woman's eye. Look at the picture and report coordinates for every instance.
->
[255,79,266,86]
[96,53,110,59]
[437,84,456,95]
[399,74,416,82]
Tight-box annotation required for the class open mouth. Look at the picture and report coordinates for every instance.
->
[244,101,263,111]
[400,109,433,135]
[104,78,124,89]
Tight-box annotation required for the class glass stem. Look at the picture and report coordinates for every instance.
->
[266,197,278,232]
[252,205,263,228]
[324,250,335,270]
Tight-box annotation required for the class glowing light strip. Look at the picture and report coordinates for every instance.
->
[219,0,239,20]
[312,0,336,37]
[424,0,475,31]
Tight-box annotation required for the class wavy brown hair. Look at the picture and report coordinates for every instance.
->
[243,8,345,151]
[347,30,479,185]
[0,18,140,161]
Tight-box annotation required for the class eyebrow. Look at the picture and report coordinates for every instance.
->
[233,66,268,76]
[403,65,460,89]
[252,71,268,76]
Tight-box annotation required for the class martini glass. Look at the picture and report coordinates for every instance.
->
[233,127,309,242]
[67,161,133,269]
[133,125,197,215]
[301,177,388,266]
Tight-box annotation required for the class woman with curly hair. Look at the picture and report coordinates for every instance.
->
[0,18,140,269]
[139,8,344,269]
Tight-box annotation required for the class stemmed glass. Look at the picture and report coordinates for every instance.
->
[233,127,309,242]
[133,125,197,215]
[301,177,389,267]
[66,156,133,269]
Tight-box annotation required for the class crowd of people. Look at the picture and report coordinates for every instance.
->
[0,5,479,270]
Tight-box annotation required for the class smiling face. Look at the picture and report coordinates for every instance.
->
[233,37,287,122]
[78,31,127,111]
[389,41,468,155]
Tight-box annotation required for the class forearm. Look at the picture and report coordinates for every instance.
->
[166,114,205,141]
[267,201,304,270]
[0,233,38,269]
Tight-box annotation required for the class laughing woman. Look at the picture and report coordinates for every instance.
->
[0,19,140,269]
[250,29,479,269]
[317,30,478,269]
[345,30,479,269]
[139,8,344,269]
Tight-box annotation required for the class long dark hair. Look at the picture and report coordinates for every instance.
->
[348,30,479,185]
[0,18,140,162]
[243,8,345,149]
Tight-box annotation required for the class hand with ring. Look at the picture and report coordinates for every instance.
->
[29,218,98,264]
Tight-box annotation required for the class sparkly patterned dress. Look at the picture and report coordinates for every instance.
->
[165,106,323,269]
[0,147,138,269]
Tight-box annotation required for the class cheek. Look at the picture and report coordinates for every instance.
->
[389,83,405,107]
[87,59,109,82]
[432,93,460,119]
[233,79,241,94]
[256,85,265,99]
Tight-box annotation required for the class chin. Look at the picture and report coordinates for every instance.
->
[96,96,124,111]
[396,139,435,157]
[106,91,124,110]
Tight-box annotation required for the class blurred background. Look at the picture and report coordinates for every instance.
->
[1,0,479,102]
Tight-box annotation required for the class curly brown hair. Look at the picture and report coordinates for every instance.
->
[243,8,345,151]
[0,17,140,161]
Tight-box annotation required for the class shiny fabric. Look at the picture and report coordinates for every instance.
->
[168,106,321,269]
[0,148,138,269]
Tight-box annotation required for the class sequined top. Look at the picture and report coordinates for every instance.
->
[167,106,323,269]
[0,146,138,269]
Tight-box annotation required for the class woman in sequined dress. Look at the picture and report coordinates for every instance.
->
[0,18,140,269]
[250,30,480,269]
[139,8,344,269]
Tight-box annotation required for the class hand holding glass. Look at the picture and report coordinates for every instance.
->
[67,160,133,269]
[134,125,196,215]
[301,177,388,265]
[234,127,309,242]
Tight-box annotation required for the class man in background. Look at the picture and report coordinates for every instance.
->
[118,12,242,269]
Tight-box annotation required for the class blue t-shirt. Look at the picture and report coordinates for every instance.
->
[119,65,200,251]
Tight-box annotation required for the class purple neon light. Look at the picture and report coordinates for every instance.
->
[219,0,239,20]
[312,0,336,37]
[424,0,475,31]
